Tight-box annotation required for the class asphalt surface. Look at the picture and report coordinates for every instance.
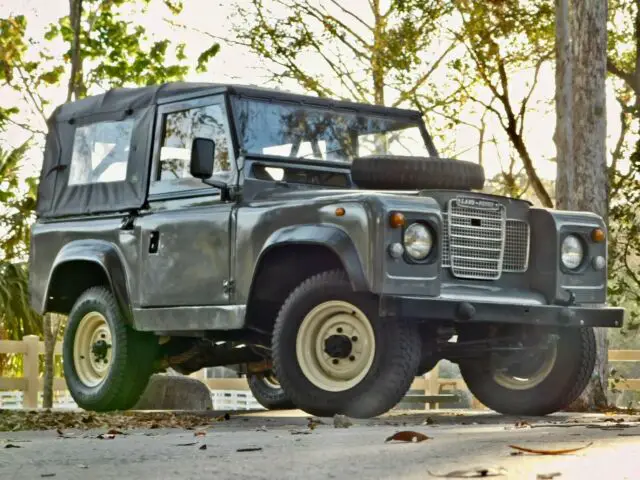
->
[1,409,639,480]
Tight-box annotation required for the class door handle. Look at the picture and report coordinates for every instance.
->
[149,231,160,253]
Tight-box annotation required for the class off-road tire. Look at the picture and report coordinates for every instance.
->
[351,155,485,191]
[63,286,158,412]
[247,372,296,410]
[272,270,421,419]
[458,327,596,416]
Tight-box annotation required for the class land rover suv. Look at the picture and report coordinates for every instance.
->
[29,82,624,418]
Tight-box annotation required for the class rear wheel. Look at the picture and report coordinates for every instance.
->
[458,325,596,415]
[272,270,421,418]
[247,371,296,410]
[63,286,158,411]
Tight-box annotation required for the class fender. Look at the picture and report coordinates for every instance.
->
[44,240,133,321]
[254,224,370,292]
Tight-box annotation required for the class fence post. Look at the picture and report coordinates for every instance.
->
[23,335,40,409]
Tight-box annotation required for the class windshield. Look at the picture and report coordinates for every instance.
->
[231,96,430,163]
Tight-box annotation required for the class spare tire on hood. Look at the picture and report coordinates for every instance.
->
[350,155,485,191]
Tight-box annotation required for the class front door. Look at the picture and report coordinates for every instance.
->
[136,95,235,308]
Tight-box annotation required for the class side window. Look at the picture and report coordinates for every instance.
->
[158,103,231,183]
[68,119,134,185]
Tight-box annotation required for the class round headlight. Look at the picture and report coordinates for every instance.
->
[403,223,433,260]
[561,235,584,270]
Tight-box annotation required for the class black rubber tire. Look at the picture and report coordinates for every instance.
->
[272,270,421,419]
[63,287,158,412]
[351,155,485,191]
[247,372,296,410]
[417,355,440,376]
[458,327,596,416]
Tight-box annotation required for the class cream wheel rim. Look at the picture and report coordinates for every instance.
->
[493,343,558,391]
[296,300,375,392]
[73,312,113,387]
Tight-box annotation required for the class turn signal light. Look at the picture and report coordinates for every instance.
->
[591,228,605,243]
[389,212,406,228]
[335,207,345,217]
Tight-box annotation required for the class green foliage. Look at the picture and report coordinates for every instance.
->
[230,0,454,106]
[45,0,190,91]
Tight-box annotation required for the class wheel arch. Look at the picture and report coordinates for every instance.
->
[244,225,370,335]
[43,240,133,322]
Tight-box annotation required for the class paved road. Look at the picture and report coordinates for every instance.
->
[1,409,639,479]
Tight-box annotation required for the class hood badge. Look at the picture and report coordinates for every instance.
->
[455,196,501,210]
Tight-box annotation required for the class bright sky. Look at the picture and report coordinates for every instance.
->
[0,0,625,186]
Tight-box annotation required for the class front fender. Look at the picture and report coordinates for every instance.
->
[43,240,133,320]
[258,224,370,292]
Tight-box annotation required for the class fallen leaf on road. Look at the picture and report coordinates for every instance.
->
[385,431,430,443]
[199,444,207,450]
[107,428,125,435]
[237,447,262,452]
[537,473,561,479]
[4,443,21,448]
[96,434,115,440]
[603,417,625,423]
[307,418,323,430]
[428,466,506,477]
[508,442,593,455]
[194,430,207,437]
[514,421,531,429]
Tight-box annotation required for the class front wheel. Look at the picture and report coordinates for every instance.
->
[247,372,296,410]
[63,286,158,412]
[272,270,421,419]
[458,325,596,416]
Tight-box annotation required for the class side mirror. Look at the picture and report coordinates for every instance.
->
[190,137,215,179]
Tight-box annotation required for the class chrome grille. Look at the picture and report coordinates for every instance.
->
[503,220,530,272]
[441,197,530,280]
[446,198,506,280]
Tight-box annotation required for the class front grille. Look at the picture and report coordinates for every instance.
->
[441,197,530,280]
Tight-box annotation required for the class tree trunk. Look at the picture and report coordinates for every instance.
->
[67,0,86,101]
[555,0,609,411]
[554,0,574,210]
[370,0,385,105]
[42,313,54,409]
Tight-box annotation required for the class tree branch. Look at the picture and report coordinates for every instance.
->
[607,57,636,90]
[327,0,372,32]
[392,40,457,107]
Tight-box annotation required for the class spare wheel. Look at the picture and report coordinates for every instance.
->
[351,155,485,191]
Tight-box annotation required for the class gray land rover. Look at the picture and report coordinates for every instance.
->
[29,82,624,418]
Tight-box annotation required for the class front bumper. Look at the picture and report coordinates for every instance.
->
[379,296,624,328]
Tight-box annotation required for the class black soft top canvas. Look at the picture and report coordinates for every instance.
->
[36,81,424,219]
[36,82,221,218]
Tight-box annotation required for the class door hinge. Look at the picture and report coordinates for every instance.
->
[223,279,235,295]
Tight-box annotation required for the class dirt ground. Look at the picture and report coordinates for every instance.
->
[1,408,639,479]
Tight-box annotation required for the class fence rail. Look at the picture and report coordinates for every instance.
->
[2,336,639,410]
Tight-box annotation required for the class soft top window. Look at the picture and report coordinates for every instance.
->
[68,118,135,185]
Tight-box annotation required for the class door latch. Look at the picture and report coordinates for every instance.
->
[148,231,160,254]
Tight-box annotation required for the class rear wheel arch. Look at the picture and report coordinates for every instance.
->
[44,241,132,321]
